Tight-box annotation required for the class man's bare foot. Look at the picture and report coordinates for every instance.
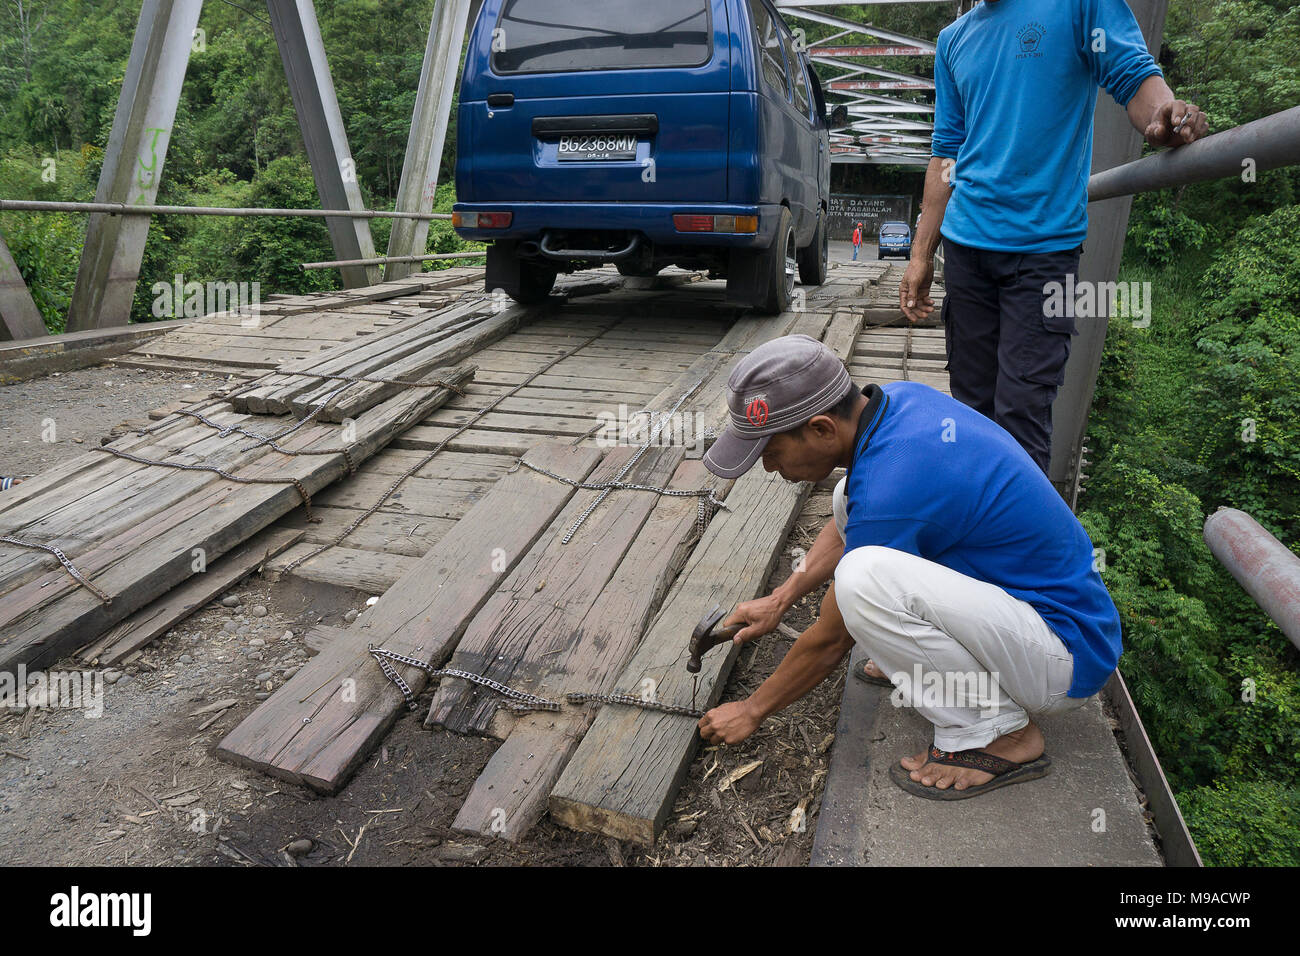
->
[862,660,887,680]
[899,721,1046,792]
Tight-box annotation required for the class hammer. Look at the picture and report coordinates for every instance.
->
[687,604,745,710]
[689,601,744,664]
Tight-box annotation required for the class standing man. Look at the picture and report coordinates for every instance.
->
[900,0,1208,473]
[851,221,863,260]
[696,335,1122,799]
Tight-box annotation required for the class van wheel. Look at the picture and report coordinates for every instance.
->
[797,211,828,286]
[486,242,557,305]
[755,208,796,315]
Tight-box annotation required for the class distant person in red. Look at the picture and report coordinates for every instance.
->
[851,222,863,261]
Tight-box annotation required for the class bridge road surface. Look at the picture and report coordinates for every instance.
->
[109,258,1159,865]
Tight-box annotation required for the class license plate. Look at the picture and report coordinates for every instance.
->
[557,134,638,162]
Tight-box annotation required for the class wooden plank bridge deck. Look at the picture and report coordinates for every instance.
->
[1,257,1161,864]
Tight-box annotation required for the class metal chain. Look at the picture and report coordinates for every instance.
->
[0,535,112,605]
[368,645,560,712]
[367,645,704,718]
[555,692,704,719]
[93,446,319,521]
[555,373,719,543]
[168,405,357,475]
[515,457,728,538]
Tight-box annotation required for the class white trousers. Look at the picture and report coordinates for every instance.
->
[831,478,1089,751]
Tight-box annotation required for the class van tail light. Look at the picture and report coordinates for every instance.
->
[673,215,760,234]
[453,212,513,229]
[673,215,714,233]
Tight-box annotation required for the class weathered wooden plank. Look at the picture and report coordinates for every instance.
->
[214,443,604,793]
[269,543,417,593]
[548,311,862,845]
[76,527,304,666]
[451,457,719,840]
[548,468,811,845]
[0,366,473,671]
[237,302,492,414]
[291,309,529,422]
[425,445,687,736]
[277,506,456,558]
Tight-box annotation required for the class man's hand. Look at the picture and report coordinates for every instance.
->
[725,592,790,644]
[1143,99,1208,149]
[899,257,935,323]
[698,699,761,745]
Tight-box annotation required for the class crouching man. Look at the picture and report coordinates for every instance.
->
[696,334,1122,799]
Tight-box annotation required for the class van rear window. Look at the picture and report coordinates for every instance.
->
[492,0,712,74]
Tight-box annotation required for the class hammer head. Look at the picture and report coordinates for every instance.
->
[687,603,743,674]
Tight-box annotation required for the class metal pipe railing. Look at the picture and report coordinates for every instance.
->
[300,250,486,270]
[0,199,452,221]
[1088,105,1300,202]
[1204,507,1300,651]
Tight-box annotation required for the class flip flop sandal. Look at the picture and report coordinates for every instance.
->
[853,659,892,687]
[889,744,1053,801]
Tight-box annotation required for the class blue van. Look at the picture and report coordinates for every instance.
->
[877,220,913,260]
[452,0,847,314]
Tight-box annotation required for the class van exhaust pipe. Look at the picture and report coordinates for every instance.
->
[539,232,641,263]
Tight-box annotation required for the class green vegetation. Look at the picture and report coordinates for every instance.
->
[833,0,1300,863]
[0,0,482,332]
[0,0,1296,864]
[1076,0,1300,865]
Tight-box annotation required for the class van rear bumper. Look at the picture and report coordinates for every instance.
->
[452,202,779,250]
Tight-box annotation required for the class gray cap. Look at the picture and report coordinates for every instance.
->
[703,334,852,479]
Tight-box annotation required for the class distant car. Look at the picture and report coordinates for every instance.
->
[452,0,849,314]
[877,221,913,260]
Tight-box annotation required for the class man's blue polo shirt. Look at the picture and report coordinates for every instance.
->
[840,382,1122,698]
[931,0,1163,253]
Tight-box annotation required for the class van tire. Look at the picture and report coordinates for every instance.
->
[798,211,828,286]
[486,242,557,305]
[725,208,796,314]
[756,208,796,315]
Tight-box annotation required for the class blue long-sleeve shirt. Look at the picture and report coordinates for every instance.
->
[931,0,1162,253]
[841,382,1123,698]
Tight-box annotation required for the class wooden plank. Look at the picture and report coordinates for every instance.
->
[309,473,489,517]
[0,366,474,672]
[214,443,604,793]
[278,506,456,558]
[393,426,582,458]
[291,309,530,422]
[548,468,811,845]
[424,445,687,736]
[76,527,304,666]
[236,302,493,414]
[268,543,417,593]
[451,457,718,840]
[548,311,863,845]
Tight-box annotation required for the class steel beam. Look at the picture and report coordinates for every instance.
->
[776,6,937,53]
[267,0,379,289]
[809,45,932,57]
[832,79,933,91]
[0,230,46,340]
[1088,105,1300,201]
[1049,0,1168,503]
[385,0,473,280]
[1205,508,1300,651]
[64,0,202,333]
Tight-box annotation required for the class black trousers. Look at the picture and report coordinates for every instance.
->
[940,237,1082,474]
